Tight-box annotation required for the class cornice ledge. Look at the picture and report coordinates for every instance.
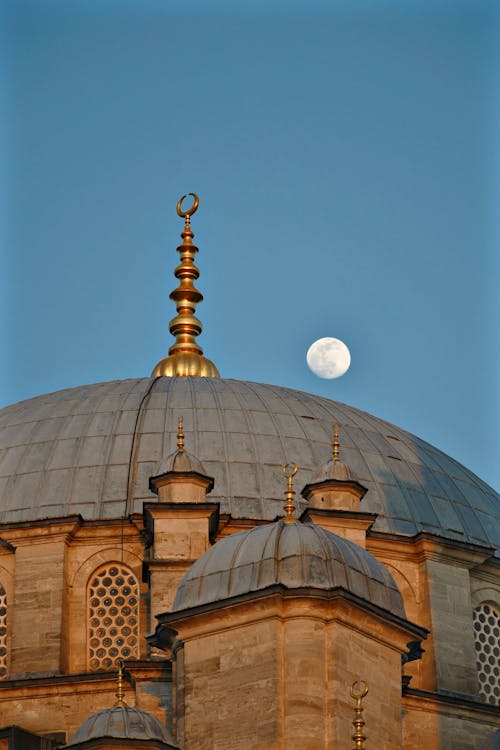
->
[368,530,495,567]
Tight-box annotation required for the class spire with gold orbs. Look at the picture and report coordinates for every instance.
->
[282,463,299,523]
[114,658,127,708]
[152,193,219,378]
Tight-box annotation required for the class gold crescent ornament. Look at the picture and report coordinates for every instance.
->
[350,680,369,700]
[350,680,369,750]
[176,192,199,218]
[282,463,299,480]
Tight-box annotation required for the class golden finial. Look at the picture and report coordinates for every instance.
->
[282,463,298,524]
[114,658,127,708]
[151,193,220,378]
[333,425,340,461]
[350,680,368,750]
[177,416,185,452]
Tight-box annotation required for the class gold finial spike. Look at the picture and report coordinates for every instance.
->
[350,680,368,750]
[151,194,220,378]
[333,425,340,461]
[114,658,127,708]
[177,416,185,452]
[282,463,298,524]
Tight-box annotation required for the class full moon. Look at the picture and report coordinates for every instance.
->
[306,337,351,379]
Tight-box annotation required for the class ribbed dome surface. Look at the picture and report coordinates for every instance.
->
[68,705,174,746]
[173,520,405,617]
[0,377,498,555]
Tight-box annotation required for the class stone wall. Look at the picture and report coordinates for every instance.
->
[165,592,419,750]
[403,690,500,750]
[0,517,169,738]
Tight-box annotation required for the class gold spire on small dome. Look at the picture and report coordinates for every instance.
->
[177,416,185,452]
[333,425,340,461]
[152,193,219,378]
[282,463,298,523]
[149,414,214,487]
[304,424,354,486]
[114,659,127,708]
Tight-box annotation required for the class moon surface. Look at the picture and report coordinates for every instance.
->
[306,337,351,379]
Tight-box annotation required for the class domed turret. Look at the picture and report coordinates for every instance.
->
[67,706,176,748]
[65,662,177,749]
[309,426,353,483]
[301,426,367,510]
[149,416,214,501]
[300,427,374,546]
[172,519,405,619]
[151,471,426,750]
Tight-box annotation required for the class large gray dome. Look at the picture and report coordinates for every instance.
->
[172,519,405,617]
[0,377,498,554]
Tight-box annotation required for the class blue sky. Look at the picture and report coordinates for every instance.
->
[2,0,499,491]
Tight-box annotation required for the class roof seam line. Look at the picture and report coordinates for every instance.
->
[125,378,160,516]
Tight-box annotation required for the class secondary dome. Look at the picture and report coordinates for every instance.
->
[0,377,498,555]
[172,519,405,618]
[67,705,175,747]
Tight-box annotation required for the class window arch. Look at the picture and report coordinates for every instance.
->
[87,563,140,671]
[0,584,7,679]
[472,602,500,705]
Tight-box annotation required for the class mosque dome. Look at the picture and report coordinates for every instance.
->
[0,376,498,555]
[172,518,405,617]
[67,705,175,746]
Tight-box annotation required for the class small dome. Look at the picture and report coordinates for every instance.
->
[157,447,207,477]
[173,520,405,618]
[149,415,214,493]
[310,458,353,483]
[68,706,174,747]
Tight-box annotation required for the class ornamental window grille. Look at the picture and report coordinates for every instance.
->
[472,602,500,705]
[0,584,6,679]
[87,564,140,672]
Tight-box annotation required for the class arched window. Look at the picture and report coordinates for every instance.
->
[0,584,6,679]
[472,602,500,705]
[87,563,140,671]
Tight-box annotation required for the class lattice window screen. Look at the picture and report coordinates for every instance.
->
[472,602,500,705]
[0,584,6,679]
[87,564,140,671]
